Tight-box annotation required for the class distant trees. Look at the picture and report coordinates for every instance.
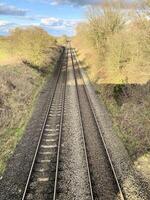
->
[0,26,57,69]
[73,1,150,84]
[87,6,125,60]
[57,35,68,45]
[145,0,150,8]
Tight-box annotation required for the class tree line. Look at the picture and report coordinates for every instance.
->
[73,0,150,84]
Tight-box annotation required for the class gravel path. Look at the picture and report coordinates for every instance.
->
[56,50,92,200]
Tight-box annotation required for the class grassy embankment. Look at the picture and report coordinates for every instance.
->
[73,1,150,179]
[0,27,62,176]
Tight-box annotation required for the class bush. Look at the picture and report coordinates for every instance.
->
[0,26,57,69]
[57,35,68,45]
[73,3,150,84]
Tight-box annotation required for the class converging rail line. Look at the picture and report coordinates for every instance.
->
[22,48,68,200]
[70,45,125,200]
[69,47,94,200]
[21,44,125,200]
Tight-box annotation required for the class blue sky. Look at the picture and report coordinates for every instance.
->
[0,0,88,36]
[0,0,136,36]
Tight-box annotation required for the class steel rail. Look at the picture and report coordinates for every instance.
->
[21,48,66,200]
[70,45,94,200]
[53,47,68,200]
[72,46,126,200]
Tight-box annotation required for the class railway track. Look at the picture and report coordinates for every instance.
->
[22,48,68,200]
[21,45,125,200]
[70,46,125,200]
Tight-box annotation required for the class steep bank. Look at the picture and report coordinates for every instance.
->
[0,46,62,176]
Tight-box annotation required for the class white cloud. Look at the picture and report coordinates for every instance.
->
[50,1,59,5]
[40,17,82,35]
[47,0,101,6]
[0,16,81,36]
[0,21,18,34]
[0,3,27,16]
[41,17,60,25]
[0,20,8,26]
[41,17,81,30]
[46,0,137,7]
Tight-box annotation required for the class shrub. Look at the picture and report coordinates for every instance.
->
[57,35,68,45]
[0,26,57,69]
[73,2,150,84]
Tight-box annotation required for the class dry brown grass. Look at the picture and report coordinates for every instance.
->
[0,62,43,175]
[0,46,62,175]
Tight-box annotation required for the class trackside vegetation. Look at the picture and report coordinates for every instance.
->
[0,27,62,175]
[73,1,150,180]
[0,27,58,70]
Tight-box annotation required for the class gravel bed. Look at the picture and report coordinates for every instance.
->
[23,60,66,200]
[56,52,92,200]
[0,54,63,200]
[77,57,150,200]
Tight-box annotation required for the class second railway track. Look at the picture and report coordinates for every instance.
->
[70,46,125,200]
